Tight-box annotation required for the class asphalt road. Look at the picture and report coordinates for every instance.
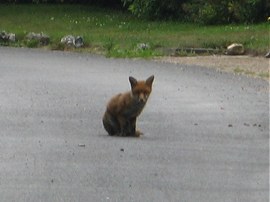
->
[0,47,269,202]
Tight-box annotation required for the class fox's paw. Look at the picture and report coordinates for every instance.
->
[134,130,143,137]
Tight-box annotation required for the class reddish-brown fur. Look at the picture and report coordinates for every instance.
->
[103,75,154,137]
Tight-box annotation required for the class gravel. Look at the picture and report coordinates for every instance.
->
[156,55,269,80]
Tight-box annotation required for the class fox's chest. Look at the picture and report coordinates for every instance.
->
[123,101,145,118]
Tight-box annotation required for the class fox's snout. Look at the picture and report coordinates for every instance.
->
[138,93,148,103]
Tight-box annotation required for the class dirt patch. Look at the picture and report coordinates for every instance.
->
[156,55,269,81]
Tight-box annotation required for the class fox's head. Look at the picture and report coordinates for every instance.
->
[129,75,154,103]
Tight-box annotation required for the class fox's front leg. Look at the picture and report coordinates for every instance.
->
[118,116,130,136]
[130,117,142,137]
[118,116,141,137]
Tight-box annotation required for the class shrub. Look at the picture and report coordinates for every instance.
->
[1,0,269,24]
[182,0,269,24]
[121,0,183,20]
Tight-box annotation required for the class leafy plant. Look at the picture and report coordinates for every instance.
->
[182,0,268,24]
[104,38,115,53]
[25,39,39,48]
[121,0,183,19]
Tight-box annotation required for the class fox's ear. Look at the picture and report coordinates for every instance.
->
[146,75,154,87]
[129,76,137,89]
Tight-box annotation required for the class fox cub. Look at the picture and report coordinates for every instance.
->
[103,75,154,137]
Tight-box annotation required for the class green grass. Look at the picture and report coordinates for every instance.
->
[0,4,269,57]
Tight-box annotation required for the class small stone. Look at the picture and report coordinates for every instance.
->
[137,43,150,50]
[61,35,75,46]
[78,144,85,147]
[0,31,16,42]
[0,31,8,41]
[120,148,124,152]
[8,33,16,42]
[228,124,233,127]
[26,32,50,46]
[74,36,84,48]
[61,35,84,48]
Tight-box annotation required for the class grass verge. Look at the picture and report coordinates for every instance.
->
[0,4,269,58]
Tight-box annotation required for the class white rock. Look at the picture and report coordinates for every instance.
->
[61,35,84,48]
[8,33,16,42]
[137,43,150,50]
[26,32,50,45]
[226,43,244,55]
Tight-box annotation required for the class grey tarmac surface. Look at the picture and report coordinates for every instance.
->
[0,47,269,202]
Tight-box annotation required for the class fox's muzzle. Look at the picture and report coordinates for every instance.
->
[138,93,147,103]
